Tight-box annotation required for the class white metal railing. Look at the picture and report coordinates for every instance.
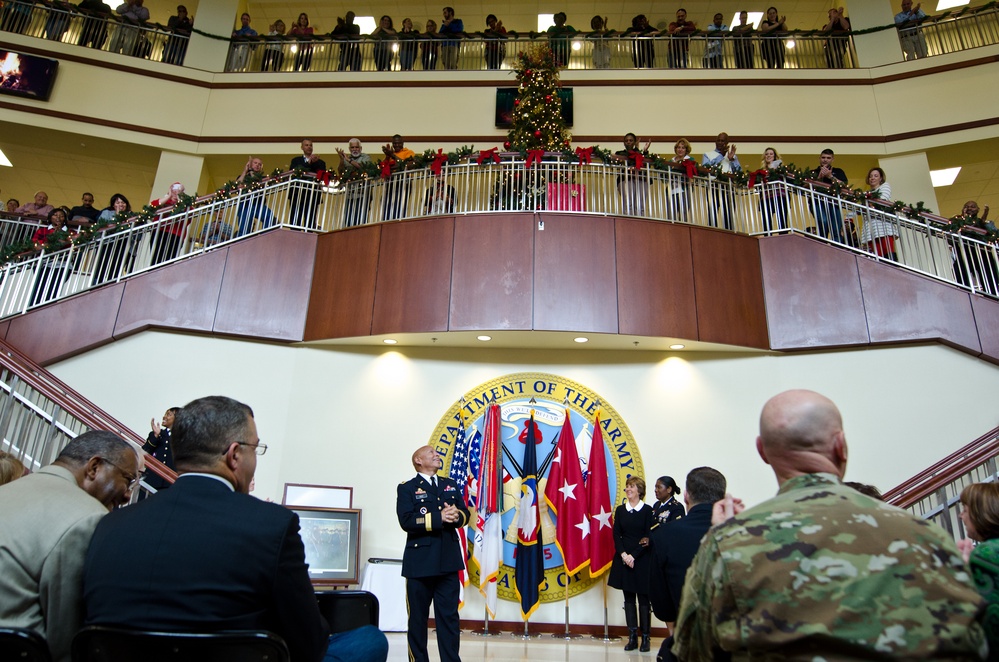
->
[886,426,999,540]
[905,4,999,59]
[0,0,190,65]
[225,32,856,72]
[0,214,43,248]
[1,158,996,318]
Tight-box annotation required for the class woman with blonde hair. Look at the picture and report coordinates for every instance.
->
[958,482,999,650]
[608,475,655,652]
[0,450,26,485]
[759,147,788,231]
[668,138,693,223]
[859,166,898,261]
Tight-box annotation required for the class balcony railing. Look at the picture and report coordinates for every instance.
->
[0,156,995,318]
[904,3,999,59]
[225,32,857,72]
[0,0,190,65]
[885,426,999,540]
[0,335,175,497]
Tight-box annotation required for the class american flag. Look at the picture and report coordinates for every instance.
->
[448,413,473,604]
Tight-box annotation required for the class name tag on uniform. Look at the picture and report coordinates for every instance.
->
[415,488,428,501]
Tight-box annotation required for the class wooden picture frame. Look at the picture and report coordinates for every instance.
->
[282,483,353,508]
[289,506,362,586]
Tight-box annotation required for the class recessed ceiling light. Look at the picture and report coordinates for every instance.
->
[354,16,376,34]
[936,0,970,10]
[573,337,588,343]
[383,339,397,345]
[669,344,685,350]
[729,11,764,29]
[477,335,491,341]
[930,167,961,187]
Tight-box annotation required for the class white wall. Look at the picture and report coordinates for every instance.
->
[50,331,999,626]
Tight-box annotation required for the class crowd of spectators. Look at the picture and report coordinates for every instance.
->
[215,2,949,72]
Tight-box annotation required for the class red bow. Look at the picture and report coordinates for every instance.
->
[682,159,698,179]
[526,149,545,168]
[431,149,448,176]
[748,169,769,189]
[575,146,593,166]
[477,147,500,165]
[628,150,644,171]
[315,169,331,186]
[380,158,396,179]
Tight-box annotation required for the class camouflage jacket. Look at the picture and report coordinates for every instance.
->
[672,473,987,661]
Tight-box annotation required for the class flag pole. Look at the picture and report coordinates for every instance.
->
[591,571,620,642]
[551,584,582,639]
[470,605,502,637]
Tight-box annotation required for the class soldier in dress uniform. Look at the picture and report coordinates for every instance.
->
[650,475,684,529]
[396,445,469,662]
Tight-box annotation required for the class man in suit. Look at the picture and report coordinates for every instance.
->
[397,445,469,662]
[290,139,328,229]
[83,395,387,662]
[0,430,139,662]
[649,466,727,662]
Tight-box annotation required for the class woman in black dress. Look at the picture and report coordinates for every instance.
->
[608,475,655,652]
[651,475,685,527]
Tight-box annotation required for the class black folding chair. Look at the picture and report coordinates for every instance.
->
[71,626,289,662]
[315,590,380,633]
[0,627,51,662]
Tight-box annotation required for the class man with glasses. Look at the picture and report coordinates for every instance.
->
[83,396,388,662]
[0,430,138,662]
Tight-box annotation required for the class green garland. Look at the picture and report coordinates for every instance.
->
[2,148,974,266]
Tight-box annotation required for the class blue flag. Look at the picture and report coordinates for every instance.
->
[515,412,544,620]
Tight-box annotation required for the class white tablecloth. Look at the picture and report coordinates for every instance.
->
[360,559,407,632]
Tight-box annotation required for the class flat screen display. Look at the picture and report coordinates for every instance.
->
[495,87,573,129]
[0,49,58,101]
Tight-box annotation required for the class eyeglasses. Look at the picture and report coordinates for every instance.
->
[236,441,268,456]
[100,457,143,490]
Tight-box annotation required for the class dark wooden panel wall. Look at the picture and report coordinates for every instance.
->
[5,220,999,368]
[5,231,317,365]
[304,214,771,349]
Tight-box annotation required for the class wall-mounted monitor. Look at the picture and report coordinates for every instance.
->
[0,49,58,101]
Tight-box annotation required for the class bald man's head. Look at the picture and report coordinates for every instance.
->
[757,390,847,482]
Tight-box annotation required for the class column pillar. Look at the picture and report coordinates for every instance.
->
[849,0,905,67]
[877,152,939,212]
[183,0,242,71]
[151,151,207,202]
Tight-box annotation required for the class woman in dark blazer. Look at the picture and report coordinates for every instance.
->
[608,475,655,652]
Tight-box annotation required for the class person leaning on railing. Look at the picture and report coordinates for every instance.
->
[895,0,928,60]
[398,18,419,71]
[822,7,851,69]
[759,7,788,69]
[587,15,614,69]
[732,11,755,69]
[422,19,440,70]
[950,200,998,294]
[336,139,373,227]
[163,4,193,66]
[370,15,397,72]
[77,0,112,49]
[859,167,898,261]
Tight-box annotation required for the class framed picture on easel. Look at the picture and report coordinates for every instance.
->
[289,506,361,586]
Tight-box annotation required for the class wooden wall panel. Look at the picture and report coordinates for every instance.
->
[859,259,981,352]
[534,214,618,333]
[114,249,227,337]
[214,230,316,341]
[371,217,454,335]
[761,234,869,350]
[0,319,9,342]
[450,214,534,331]
[6,283,125,365]
[304,226,381,340]
[691,230,769,349]
[616,220,697,339]
[972,296,999,366]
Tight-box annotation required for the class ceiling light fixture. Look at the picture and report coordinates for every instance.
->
[477,335,492,341]
[573,337,588,343]
[936,0,970,10]
[669,344,685,350]
[383,339,397,345]
[930,167,961,187]
[0,148,11,167]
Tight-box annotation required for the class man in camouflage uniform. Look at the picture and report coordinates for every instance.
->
[673,389,988,661]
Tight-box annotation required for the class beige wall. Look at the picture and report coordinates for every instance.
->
[49,330,999,626]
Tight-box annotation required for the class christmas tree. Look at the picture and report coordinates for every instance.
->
[506,45,572,152]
